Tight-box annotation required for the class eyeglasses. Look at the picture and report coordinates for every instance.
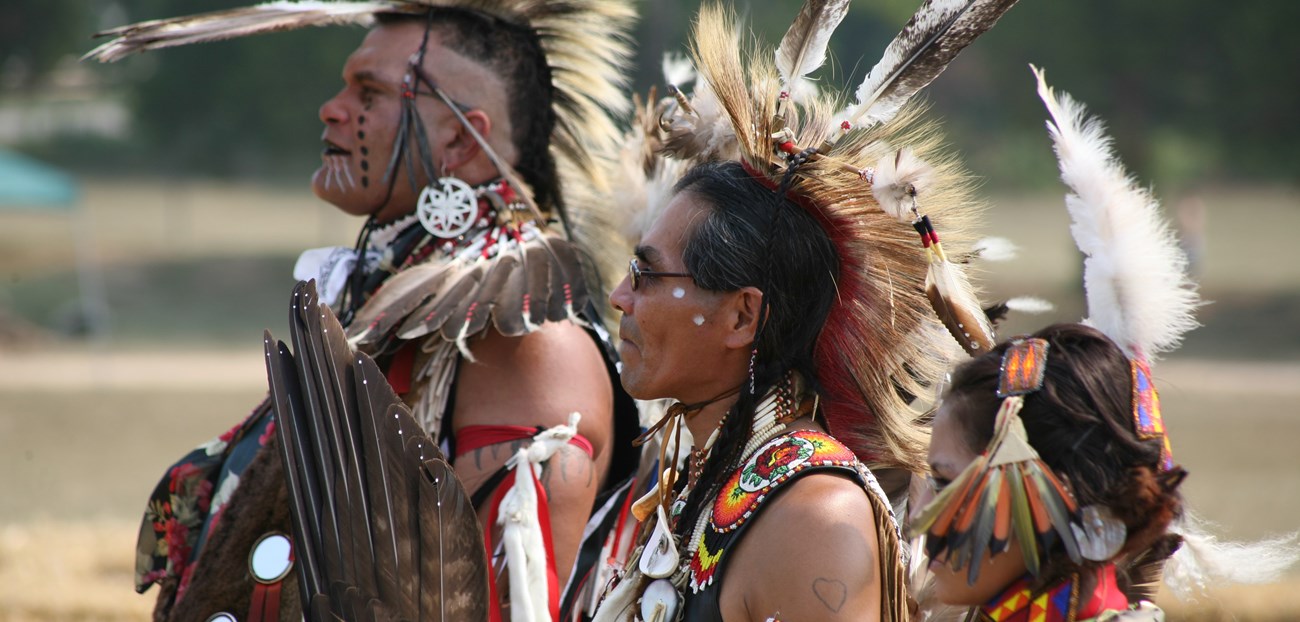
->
[629,257,692,291]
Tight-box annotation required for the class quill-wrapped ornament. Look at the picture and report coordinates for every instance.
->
[873,148,995,354]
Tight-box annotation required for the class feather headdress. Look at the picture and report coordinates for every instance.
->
[1037,65,1300,598]
[908,67,1213,592]
[649,0,1013,473]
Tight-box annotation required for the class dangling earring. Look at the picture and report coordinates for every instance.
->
[748,347,757,395]
[416,166,478,239]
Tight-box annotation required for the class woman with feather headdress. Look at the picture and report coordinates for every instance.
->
[588,0,1020,619]
[907,67,1297,621]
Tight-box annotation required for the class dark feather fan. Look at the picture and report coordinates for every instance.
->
[265,280,490,621]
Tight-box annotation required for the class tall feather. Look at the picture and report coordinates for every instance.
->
[774,0,851,102]
[844,0,1019,128]
[84,1,414,62]
[1034,66,1199,361]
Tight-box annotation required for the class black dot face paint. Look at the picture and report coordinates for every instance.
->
[360,147,369,156]
[360,160,369,172]
[361,176,369,188]
[358,115,366,126]
[357,130,365,140]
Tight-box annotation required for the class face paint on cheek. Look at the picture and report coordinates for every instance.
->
[358,136,371,189]
[672,287,686,299]
[693,315,705,326]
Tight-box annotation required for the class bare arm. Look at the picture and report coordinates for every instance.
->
[720,472,882,622]
[450,320,614,582]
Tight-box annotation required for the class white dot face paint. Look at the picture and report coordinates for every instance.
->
[693,315,706,326]
[672,287,686,299]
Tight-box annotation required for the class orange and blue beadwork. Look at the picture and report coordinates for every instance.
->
[996,338,1051,398]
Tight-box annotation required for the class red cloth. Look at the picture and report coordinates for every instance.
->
[385,342,417,395]
[456,424,594,459]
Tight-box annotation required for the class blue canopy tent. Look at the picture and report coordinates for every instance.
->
[0,149,108,336]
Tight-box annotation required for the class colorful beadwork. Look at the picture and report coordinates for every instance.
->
[981,575,1078,622]
[688,532,724,592]
[997,338,1051,398]
[1131,359,1174,470]
[711,430,856,533]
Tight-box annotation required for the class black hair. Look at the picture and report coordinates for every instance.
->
[670,159,840,541]
[375,9,561,212]
[946,323,1186,597]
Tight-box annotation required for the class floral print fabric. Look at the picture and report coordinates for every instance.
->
[134,399,274,598]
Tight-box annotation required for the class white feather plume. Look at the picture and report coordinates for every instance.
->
[871,148,934,222]
[661,52,696,89]
[1165,512,1300,600]
[1034,65,1199,361]
[774,0,851,102]
[973,236,1018,262]
[661,77,739,162]
[1005,296,1054,314]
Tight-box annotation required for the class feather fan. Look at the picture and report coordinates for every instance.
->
[844,0,1018,128]
[774,0,851,102]
[266,280,490,621]
[1034,66,1199,361]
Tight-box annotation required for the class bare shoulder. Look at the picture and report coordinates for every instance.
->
[454,320,613,436]
[721,471,882,622]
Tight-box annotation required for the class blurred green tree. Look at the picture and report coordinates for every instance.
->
[14,0,1298,187]
[0,0,91,89]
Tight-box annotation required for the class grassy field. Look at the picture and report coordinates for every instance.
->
[0,179,1297,620]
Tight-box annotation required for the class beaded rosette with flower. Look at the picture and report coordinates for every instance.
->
[688,430,857,591]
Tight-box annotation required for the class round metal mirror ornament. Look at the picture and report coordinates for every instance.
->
[248,532,294,584]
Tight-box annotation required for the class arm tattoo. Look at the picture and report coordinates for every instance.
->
[812,577,847,613]
[538,445,593,498]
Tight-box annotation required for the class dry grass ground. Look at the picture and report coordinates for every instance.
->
[0,180,1297,620]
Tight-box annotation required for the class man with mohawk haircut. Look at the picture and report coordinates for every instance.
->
[89,2,641,620]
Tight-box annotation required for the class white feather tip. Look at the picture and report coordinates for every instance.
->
[871,148,934,223]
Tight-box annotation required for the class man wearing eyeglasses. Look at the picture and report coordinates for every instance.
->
[102,5,641,621]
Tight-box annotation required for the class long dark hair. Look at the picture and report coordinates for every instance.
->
[671,160,840,538]
[946,323,1186,597]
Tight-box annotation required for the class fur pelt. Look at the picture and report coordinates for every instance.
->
[159,439,300,622]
